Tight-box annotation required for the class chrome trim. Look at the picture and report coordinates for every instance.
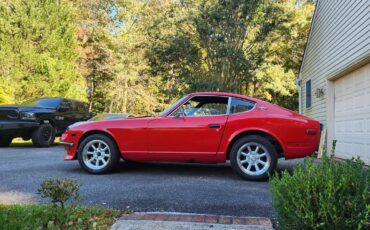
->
[60,141,73,147]
[226,97,232,115]
[168,95,230,117]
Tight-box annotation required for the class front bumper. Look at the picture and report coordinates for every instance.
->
[61,131,81,160]
[59,141,74,147]
[0,120,39,135]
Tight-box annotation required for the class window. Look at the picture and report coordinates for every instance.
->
[306,80,312,108]
[171,96,228,117]
[60,100,72,109]
[230,98,255,114]
[22,98,62,108]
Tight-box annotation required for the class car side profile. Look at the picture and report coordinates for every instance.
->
[61,92,320,180]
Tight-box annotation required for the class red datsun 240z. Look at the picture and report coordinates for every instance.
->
[61,92,320,180]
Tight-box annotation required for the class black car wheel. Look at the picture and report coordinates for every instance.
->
[0,136,13,147]
[32,123,56,147]
[230,135,278,181]
[77,134,120,174]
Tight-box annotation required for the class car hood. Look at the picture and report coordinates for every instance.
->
[68,116,153,131]
[0,105,54,112]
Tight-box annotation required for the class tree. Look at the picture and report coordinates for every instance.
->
[145,0,314,110]
[0,0,83,103]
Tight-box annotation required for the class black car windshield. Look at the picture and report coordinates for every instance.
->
[159,96,188,116]
[22,98,61,108]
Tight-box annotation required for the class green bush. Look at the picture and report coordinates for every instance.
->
[38,178,80,209]
[0,204,119,230]
[270,155,369,229]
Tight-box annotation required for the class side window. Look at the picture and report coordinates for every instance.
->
[60,100,72,109]
[171,96,228,117]
[69,100,78,112]
[306,80,311,108]
[79,103,89,113]
[230,98,255,114]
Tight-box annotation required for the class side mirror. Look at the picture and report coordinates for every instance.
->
[58,105,70,112]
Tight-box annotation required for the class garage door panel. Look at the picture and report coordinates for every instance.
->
[334,63,370,164]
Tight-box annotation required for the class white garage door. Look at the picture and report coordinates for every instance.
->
[334,63,370,164]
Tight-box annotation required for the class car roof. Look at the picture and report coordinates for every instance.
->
[39,97,88,103]
[189,92,261,103]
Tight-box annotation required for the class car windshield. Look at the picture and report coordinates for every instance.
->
[159,96,188,116]
[22,98,61,108]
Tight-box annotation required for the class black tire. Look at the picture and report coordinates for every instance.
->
[0,136,13,147]
[230,135,278,181]
[32,123,56,147]
[77,134,120,174]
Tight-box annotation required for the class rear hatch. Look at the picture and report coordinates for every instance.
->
[0,107,20,120]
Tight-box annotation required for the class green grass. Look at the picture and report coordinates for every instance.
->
[0,204,120,230]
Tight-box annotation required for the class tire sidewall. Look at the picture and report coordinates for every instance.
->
[77,134,120,174]
[230,135,277,181]
[32,123,55,147]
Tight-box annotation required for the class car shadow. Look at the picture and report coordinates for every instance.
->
[108,158,305,181]
[7,143,61,148]
[117,161,235,178]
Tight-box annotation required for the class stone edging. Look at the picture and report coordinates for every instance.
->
[120,213,272,227]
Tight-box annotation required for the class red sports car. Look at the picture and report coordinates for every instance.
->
[61,92,320,180]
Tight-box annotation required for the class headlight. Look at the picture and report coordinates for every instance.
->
[21,112,36,120]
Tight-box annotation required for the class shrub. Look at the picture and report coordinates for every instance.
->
[38,178,80,209]
[270,155,369,229]
[0,204,119,230]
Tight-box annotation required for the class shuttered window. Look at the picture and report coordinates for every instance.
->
[306,80,312,108]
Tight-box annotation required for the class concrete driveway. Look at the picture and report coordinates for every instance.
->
[0,143,302,219]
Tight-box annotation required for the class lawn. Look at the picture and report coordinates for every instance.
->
[0,204,120,230]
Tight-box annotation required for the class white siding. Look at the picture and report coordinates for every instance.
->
[299,0,370,127]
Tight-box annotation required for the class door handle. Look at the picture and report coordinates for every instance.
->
[208,124,221,128]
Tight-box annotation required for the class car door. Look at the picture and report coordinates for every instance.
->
[147,96,229,160]
[55,99,75,130]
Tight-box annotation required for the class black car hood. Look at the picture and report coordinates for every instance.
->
[0,105,55,112]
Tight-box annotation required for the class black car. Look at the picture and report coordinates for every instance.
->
[0,98,92,147]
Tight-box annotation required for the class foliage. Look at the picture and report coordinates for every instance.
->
[0,0,84,104]
[270,155,370,230]
[145,0,314,110]
[0,0,315,113]
[38,178,80,209]
[0,204,119,230]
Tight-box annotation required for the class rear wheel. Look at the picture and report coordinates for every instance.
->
[230,135,277,181]
[77,134,120,174]
[32,123,56,147]
[0,136,13,147]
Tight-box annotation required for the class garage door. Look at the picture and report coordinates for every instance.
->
[334,63,370,164]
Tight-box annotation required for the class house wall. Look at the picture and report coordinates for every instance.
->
[299,0,370,127]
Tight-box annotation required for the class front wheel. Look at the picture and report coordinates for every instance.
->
[77,134,120,174]
[230,135,277,181]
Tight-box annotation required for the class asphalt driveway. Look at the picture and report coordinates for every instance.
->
[0,143,302,218]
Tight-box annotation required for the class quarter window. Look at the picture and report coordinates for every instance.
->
[171,96,228,117]
[230,98,255,114]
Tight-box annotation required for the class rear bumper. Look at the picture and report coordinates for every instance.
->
[0,120,39,136]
